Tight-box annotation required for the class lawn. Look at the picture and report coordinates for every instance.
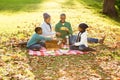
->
[0,0,120,80]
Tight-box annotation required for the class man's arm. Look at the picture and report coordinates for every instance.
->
[55,24,59,32]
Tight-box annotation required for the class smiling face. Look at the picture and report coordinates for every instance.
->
[60,15,66,23]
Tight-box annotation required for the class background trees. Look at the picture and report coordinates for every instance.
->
[103,0,118,17]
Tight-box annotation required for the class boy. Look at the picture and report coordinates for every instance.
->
[70,23,89,51]
[27,27,52,51]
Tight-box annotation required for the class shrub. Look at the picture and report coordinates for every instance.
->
[116,0,120,10]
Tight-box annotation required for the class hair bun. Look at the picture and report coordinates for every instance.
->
[43,13,50,19]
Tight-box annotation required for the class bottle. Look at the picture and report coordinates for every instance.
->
[57,40,62,45]
[66,36,69,45]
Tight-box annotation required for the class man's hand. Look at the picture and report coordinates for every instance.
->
[65,28,69,32]
[56,32,61,36]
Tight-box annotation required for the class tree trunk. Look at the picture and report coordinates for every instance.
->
[103,0,118,17]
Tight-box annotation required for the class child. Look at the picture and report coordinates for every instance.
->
[70,23,89,51]
[27,27,52,51]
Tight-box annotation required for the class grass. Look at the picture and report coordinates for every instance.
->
[0,0,44,12]
[0,0,120,79]
[77,0,103,9]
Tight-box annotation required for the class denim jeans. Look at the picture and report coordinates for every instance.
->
[28,42,46,51]
[69,35,99,45]
[87,38,99,43]
[70,45,87,51]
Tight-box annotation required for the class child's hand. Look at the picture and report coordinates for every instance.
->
[52,37,57,40]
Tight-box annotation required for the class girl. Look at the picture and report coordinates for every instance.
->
[70,23,89,51]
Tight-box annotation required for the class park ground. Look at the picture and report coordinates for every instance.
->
[0,0,120,80]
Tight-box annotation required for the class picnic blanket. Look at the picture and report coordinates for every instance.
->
[28,47,88,56]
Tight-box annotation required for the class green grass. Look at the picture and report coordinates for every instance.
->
[77,0,103,9]
[0,0,44,12]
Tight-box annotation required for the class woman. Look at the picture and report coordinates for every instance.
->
[40,13,60,37]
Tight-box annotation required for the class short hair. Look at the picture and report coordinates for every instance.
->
[60,13,66,17]
[79,23,88,30]
[35,27,42,33]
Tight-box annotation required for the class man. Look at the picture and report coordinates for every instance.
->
[55,13,73,39]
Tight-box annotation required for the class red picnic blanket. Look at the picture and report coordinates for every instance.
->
[28,47,88,56]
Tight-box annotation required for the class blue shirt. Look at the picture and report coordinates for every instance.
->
[27,33,51,47]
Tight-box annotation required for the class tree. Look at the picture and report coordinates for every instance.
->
[103,0,118,17]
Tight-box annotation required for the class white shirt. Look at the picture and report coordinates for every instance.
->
[40,22,55,37]
[74,31,88,47]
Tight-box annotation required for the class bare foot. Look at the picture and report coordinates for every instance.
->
[114,42,120,48]
[99,35,106,44]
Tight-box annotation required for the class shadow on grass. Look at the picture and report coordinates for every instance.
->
[0,0,44,12]
[64,0,120,23]
[76,0,103,9]
[77,0,120,22]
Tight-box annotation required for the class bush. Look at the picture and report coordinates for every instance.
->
[116,0,120,10]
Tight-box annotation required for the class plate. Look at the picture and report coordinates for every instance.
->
[59,48,69,53]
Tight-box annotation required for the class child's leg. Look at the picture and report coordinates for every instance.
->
[70,45,79,50]
[87,36,105,44]
[39,42,46,48]
[69,35,77,45]
[28,44,41,51]
[87,38,99,43]
[79,45,87,51]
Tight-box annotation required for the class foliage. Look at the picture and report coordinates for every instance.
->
[116,0,120,10]
[0,0,44,12]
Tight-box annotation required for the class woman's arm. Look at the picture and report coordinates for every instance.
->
[41,24,55,36]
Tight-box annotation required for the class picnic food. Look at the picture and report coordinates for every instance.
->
[45,40,60,49]
[60,27,68,31]
[59,45,69,53]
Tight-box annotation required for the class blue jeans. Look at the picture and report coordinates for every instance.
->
[70,45,87,51]
[69,35,99,45]
[28,42,46,51]
[87,38,99,43]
